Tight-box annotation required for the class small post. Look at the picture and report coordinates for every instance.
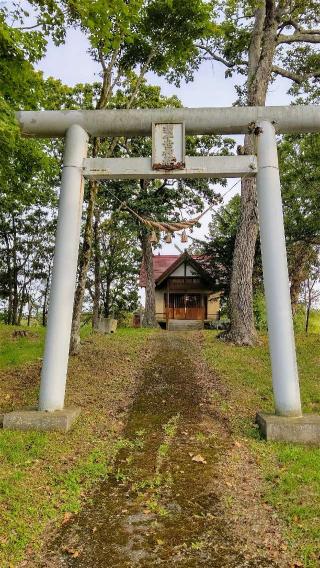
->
[39,125,88,411]
[256,121,302,417]
[166,282,170,329]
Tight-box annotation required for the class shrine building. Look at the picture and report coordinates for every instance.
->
[139,252,221,330]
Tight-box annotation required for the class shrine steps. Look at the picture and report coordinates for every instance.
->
[167,320,204,331]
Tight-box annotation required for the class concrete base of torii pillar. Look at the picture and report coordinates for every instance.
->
[1,408,81,433]
[256,413,320,444]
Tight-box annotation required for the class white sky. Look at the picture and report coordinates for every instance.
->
[37,27,292,255]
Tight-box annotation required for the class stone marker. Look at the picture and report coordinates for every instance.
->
[3,408,80,433]
[98,317,117,334]
[256,412,320,444]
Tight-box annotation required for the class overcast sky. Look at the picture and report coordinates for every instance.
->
[37,27,291,255]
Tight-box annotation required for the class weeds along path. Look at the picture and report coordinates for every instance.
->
[40,332,286,567]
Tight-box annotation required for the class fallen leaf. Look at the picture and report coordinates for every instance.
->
[191,454,207,464]
[62,512,73,525]
[63,547,80,558]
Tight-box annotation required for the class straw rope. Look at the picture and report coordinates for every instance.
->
[101,176,245,235]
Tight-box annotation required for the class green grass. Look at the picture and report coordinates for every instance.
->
[0,322,96,370]
[0,325,151,566]
[1,322,319,565]
[0,325,46,369]
[203,331,320,567]
[294,308,320,335]
[0,430,117,562]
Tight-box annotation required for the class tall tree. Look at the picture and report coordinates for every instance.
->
[196,0,320,344]
[279,132,320,311]
[0,2,85,325]
[302,250,320,334]
[199,132,320,320]
[87,214,140,322]
[66,0,213,352]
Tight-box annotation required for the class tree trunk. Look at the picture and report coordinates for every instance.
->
[289,243,314,314]
[42,270,50,327]
[290,270,304,314]
[4,233,13,324]
[69,179,98,355]
[17,288,25,326]
[11,223,19,326]
[27,297,32,327]
[227,2,279,345]
[305,298,312,334]
[103,279,111,318]
[141,230,158,328]
[92,207,101,330]
[228,171,259,344]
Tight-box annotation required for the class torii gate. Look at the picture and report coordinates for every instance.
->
[4,106,320,442]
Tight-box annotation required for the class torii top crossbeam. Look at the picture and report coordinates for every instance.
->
[17,105,320,137]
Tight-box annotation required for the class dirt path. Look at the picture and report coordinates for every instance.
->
[38,332,289,567]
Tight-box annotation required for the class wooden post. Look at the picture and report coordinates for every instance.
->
[166,281,170,329]
[201,294,205,321]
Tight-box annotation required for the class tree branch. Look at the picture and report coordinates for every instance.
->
[272,65,320,83]
[195,43,247,68]
[107,49,156,156]
[15,23,41,30]
[97,46,121,109]
[277,32,320,44]
[279,19,320,35]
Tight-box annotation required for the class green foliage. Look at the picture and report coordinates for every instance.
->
[198,1,320,102]
[197,194,262,303]
[124,0,212,84]
[293,307,320,334]
[201,131,320,310]
[63,0,212,84]
[279,133,320,246]
[253,289,267,332]
[93,215,140,319]
[205,195,241,294]
[63,0,143,53]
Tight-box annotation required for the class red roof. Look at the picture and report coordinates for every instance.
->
[139,253,211,287]
[139,255,179,287]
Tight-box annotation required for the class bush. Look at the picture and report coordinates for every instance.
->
[117,311,135,328]
[253,290,268,331]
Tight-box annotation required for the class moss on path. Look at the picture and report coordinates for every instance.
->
[38,333,290,568]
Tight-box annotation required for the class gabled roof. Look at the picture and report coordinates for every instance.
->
[139,252,214,287]
[139,255,179,287]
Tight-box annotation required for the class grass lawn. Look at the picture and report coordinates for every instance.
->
[0,324,46,369]
[203,331,320,567]
[0,322,319,566]
[0,324,152,566]
[0,322,94,370]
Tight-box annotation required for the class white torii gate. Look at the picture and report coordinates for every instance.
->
[5,106,320,441]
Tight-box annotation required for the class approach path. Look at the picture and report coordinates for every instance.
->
[40,332,289,567]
